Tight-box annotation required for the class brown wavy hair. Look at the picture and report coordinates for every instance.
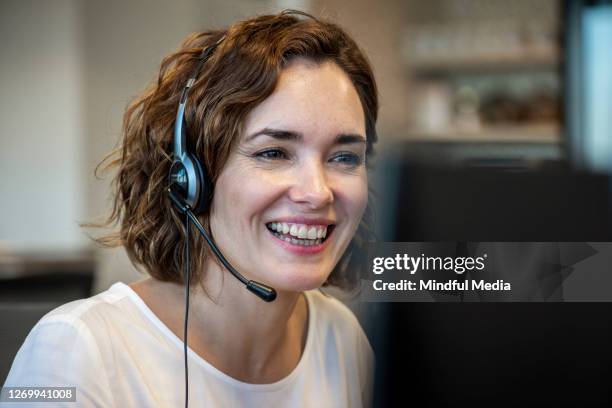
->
[91,10,378,291]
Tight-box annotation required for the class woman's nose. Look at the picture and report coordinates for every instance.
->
[288,161,334,209]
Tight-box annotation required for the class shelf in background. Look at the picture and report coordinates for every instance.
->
[408,49,559,75]
[403,123,561,143]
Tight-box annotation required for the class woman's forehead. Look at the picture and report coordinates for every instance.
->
[242,59,366,141]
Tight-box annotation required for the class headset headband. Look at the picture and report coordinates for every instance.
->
[174,35,226,160]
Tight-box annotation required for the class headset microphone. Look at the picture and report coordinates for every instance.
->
[167,186,277,302]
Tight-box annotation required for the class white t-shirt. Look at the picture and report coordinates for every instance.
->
[3,282,374,407]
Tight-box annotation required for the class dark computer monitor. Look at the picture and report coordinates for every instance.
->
[369,160,612,407]
[390,165,612,242]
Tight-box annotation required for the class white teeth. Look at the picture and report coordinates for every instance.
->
[271,231,323,246]
[268,222,331,242]
[307,227,317,239]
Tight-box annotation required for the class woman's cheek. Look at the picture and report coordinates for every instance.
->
[220,163,270,209]
[347,175,368,219]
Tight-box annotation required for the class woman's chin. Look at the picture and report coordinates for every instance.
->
[262,269,330,293]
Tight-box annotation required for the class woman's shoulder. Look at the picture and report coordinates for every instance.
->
[35,282,137,330]
[7,282,138,363]
[1,283,137,405]
[5,282,140,378]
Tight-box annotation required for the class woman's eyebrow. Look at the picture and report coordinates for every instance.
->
[335,133,366,145]
[245,127,366,145]
[246,128,301,142]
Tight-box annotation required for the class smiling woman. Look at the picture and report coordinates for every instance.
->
[218,58,369,292]
[3,10,378,408]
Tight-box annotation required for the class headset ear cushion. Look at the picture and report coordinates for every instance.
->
[190,154,211,214]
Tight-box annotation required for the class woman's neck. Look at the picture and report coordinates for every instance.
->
[129,266,309,384]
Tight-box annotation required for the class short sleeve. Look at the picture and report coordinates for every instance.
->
[2,317,114,407]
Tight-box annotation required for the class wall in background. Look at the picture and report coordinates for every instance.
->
[0,0,86,252]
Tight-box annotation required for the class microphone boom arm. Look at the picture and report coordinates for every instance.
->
[168,187,277,302]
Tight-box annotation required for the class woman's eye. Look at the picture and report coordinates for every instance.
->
[330,152,363,166]
[255,148,288,160]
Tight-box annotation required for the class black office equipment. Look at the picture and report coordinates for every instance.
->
[369,159,612,407]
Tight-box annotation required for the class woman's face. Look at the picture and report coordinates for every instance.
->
[209,58,368,292]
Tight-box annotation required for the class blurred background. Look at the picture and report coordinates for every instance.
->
[0,0,570,295]
[1,0,612,398]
